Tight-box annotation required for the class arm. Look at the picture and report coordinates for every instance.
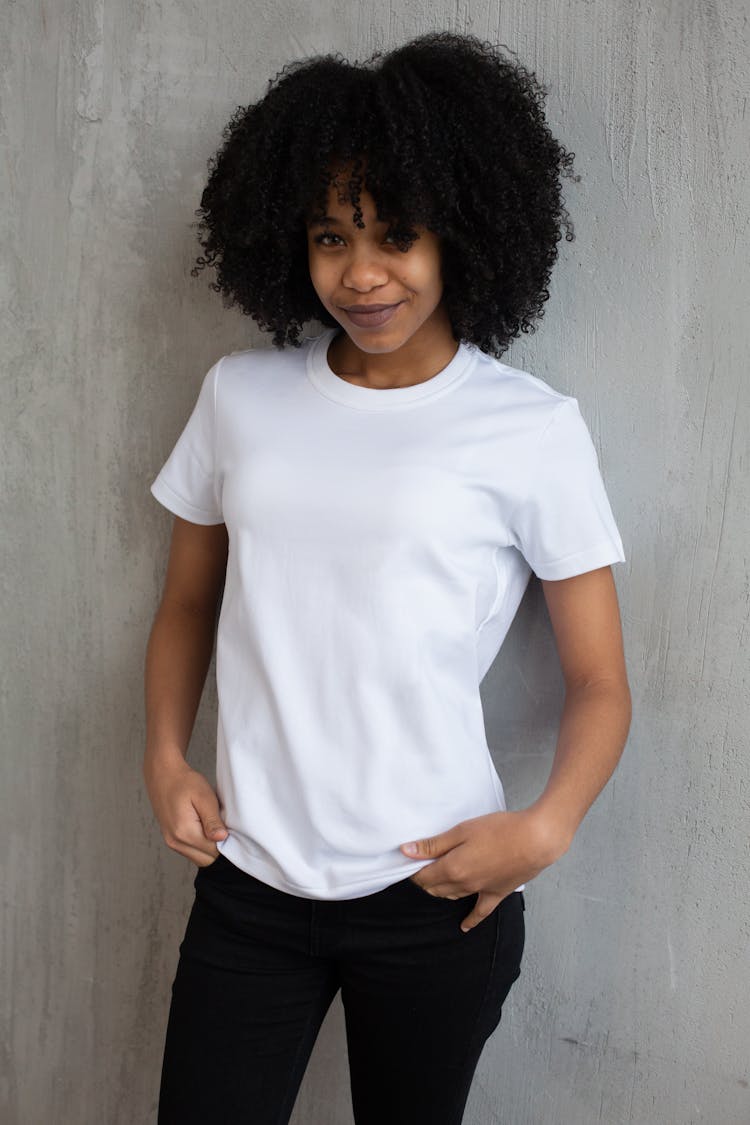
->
[143,515,230,866]
[529,564,632,855]
[400,565,632,927]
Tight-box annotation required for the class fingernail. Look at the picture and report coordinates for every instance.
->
[403,842,418,855]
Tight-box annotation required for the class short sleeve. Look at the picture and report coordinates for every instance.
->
[150,358,224,525]
[509,397,626,580]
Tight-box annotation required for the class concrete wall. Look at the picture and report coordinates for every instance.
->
[2,1,748,1121]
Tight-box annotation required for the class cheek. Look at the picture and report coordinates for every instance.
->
[307,255,331,299]
[408,251,443,297]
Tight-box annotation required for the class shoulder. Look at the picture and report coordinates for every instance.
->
[471,347,580,434]
[474,348,571,406]
[208,335,315,403]
[217,336,313,378]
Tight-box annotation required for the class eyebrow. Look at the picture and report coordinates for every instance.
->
[307,215,389,228]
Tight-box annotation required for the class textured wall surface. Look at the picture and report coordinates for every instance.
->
[2,1,748,1122]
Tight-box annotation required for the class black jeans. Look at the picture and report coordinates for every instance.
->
[158,853,525,1125]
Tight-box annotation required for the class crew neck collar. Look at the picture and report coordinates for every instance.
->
[305,327,478,412]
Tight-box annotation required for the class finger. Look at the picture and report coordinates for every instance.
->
[411,876,464,901]
[193,847,221,867]
[166,806,223,851]
[202,818,229,841]
[409,876,443,898]
[459,892,502,933]
[194,798,229,841]
[401,823,464,859]
[166,838,221,867]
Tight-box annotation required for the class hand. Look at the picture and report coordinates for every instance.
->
[400,807,571,932]
[143,755,229,867]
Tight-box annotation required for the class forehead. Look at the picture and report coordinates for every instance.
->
[306,183,386,228]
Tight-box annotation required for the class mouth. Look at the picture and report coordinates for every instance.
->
[340,302,404,328]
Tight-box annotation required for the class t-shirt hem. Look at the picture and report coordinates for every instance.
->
[150,477,224,525]
[217,838,527,900]
[531,540,626,581]
[218,838,439,899]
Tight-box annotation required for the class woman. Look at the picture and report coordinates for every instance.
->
[144,30,632,1125]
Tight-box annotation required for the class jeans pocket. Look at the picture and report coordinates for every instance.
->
[402,874,476,905]
[193,852,229,887]
[202,852,227,869]
[497,891,526,976]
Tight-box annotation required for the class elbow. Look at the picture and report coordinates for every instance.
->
[566,673,633,738]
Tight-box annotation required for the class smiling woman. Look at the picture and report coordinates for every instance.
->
[305,170,456,388]
[144,29,630,1125]
[189,32,577,358]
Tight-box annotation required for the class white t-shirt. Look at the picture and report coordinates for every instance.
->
[150,326,626,900]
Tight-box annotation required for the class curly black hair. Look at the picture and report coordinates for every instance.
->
[190,30,578,358]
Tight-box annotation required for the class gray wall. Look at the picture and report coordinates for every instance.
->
[2,1,748,1122]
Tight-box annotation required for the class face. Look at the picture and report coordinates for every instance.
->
[305,171,451,357]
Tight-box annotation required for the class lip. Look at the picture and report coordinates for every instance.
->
[341,302,403,328]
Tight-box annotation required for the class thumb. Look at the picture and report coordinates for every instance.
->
[400,831,451,859]
[196,795,228,840]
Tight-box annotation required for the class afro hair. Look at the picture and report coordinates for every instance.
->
[190,30,578,358]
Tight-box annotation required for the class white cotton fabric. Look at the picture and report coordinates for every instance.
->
[150,327,626,899]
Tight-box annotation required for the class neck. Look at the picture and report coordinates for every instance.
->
[327,312,458,389]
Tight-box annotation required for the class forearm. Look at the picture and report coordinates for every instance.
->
[143,600,218,779]
[529,678,632,857]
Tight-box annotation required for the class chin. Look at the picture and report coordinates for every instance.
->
[352,332,410,353]
[332,316,423,350]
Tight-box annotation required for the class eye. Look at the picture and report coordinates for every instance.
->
[311,227,414,248]
[385,226,418,250]
[313,231,342,247]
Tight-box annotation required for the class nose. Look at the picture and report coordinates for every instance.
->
[341,245,391,292]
